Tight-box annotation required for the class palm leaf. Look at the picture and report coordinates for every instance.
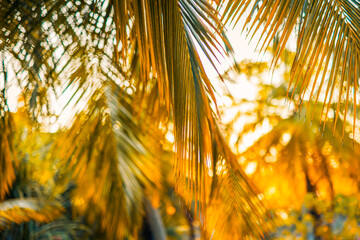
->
[30,219,91,240]
[240,101,360,200]
[1,0,270,237]
[0,111,17,200]
[221,0,360,136]
[111,1,269,236]
[53,84,165,238]
[0,0,115,117]
[206,167,270,239]
[0,161,91,239]
[0,198,64,229]
[0,0,165,237]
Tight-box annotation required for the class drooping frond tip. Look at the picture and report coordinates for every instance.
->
[111,0,268,236]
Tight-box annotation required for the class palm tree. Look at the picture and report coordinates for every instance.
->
[0,0,359,238]
[0,0,267,238]
[220,0,360,136]
[222,58,360,239]
[0,116,91,239]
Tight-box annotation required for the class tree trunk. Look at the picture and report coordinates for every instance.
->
[142,198,167,240]
[304,171,322,240]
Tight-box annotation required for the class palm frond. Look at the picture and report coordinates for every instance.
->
[53,84,164,238]
[1,0,270,237]
[221,0,360,136]
[0,0,115,117]
[0,198,63,229]
[0,110,17,200]
[30,218,91,240]
[0,0,165,237]
[111,2,269,236]
[0,159,91,239]
[206,167,270,239]
[240,102,360,202]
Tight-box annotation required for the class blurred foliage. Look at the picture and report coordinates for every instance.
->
[221,54,360,239]
[0,109,194,239]
[272,194,360,239]
[1,0,360,239]
[0,110,91,239]
[0,0,270,239]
